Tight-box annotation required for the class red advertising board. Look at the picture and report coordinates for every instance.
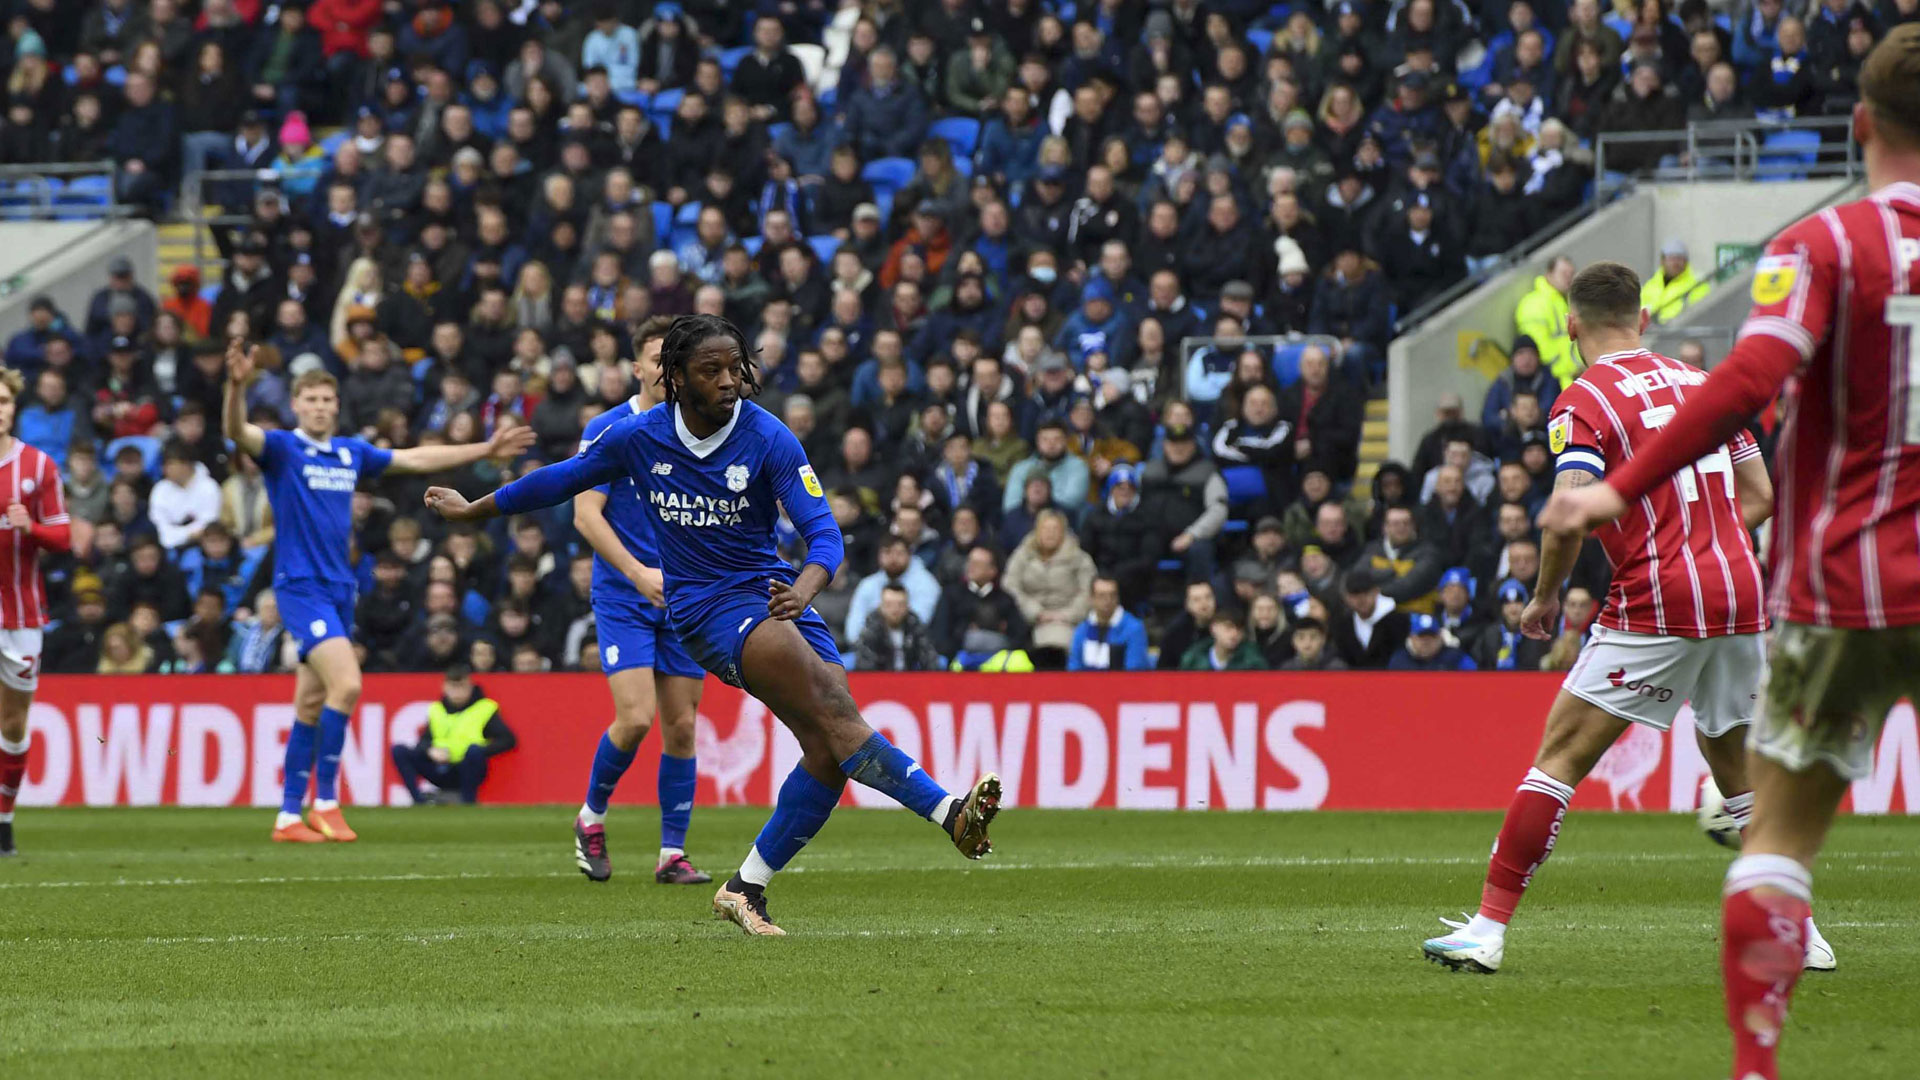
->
[13,673,1919,813]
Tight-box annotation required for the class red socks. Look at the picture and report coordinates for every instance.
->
[1721,855,1814,1080]
[0,746,25,817]
[1478,767,1576,923]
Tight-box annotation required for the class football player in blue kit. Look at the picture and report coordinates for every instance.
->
[571,316,710,885]
[225,340,532,843]
[425,315,1000,936]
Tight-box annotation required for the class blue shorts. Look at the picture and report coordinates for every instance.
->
[675,589,842,689]
[278,578,356,660]
[593,590,705,679]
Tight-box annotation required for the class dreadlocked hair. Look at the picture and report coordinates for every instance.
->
[658,313,761,405]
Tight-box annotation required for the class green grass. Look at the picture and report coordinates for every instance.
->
[0,808,1916,1079]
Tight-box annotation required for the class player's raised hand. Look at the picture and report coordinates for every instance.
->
[4,503,29,530]
[225,338,256,383]
[767,578,807,621]
[423,486,475,521]
[487,418,536,459]
[1538,484,1629,535]
[1519,594,1561,641]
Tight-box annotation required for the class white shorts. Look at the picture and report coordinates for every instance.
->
[1561,625,1763,737]
[0,627,42,692]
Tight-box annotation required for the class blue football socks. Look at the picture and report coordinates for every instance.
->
[740,765,842,885]
[313,707,349,803]
[839,732,950,821]
[658,752,697,852]
[583,733,636,817]
[281,720,317,815]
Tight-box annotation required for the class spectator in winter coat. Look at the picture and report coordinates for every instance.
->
[842,48,930,161]
[977,86,1049,191]
[930,546,1030,659]
[1330,566,1410,670]
[1002,509,1096,657]
[17,370,78,467]
[1358,505,1447,616]
[1067,576,1151,671]
[1389,613,1479,669]
[1379,192,1464,310]
[108,72,176,211]
[1599,62,1684,172]
[1279,617,1349,670]
[1138,425,1228,585]
[1277,345,1364,481]
[1078,464,1161,608]
[853,580,943,672]
[1308,251,1392,381]
[1471,578,1553,670]
[1053,278,1130,368]
[1480,336,1561,435]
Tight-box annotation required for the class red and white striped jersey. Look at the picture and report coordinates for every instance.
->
[0,440,67,629]
[1735,182,1920,629]
[1548,349,1767,638]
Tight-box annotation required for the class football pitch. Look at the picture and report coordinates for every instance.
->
[1,808,1916,1079]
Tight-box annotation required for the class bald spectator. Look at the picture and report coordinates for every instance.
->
[1277,345,1364,481]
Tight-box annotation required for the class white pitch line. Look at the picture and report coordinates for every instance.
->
[0,850,1914,891]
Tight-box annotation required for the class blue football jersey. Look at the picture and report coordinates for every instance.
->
[257,428,392,584]
[499,399,840,623]
[578,396,660,601]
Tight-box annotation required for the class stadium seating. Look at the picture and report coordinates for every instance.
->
[928,117,981,158]
[105,435,163,478]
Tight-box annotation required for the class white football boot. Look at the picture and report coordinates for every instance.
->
[1803,916,1836,971]
[1421,913,1504,974]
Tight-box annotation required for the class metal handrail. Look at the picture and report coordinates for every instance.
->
[1593,115,1860,203]
[0,160,132,221]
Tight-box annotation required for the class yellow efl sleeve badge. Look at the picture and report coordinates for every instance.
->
[1751,254,1799,306]
[1547,413,1570,454]
[799,464,823,497]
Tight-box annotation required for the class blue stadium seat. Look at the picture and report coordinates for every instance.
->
[767,121,794,144]
[1245,28,1274,56]
[320,131,348,156]
[1760,130,1821,182]
[742,235,764,256]
[1221,465,1268,508]
[674,200,703,226]
[651,200,674,246]
[719,46,753,76]
[861,157,915,195]
[807,234,840,263]
[54,175,112,220]
[0,178,49,220]
[928,116,981,157]
[1271,342,1306,387]
[950,155,973,179]
[104,65,127,87]
[615,89,649,108]
[1156,558,1184,573]
[106,435,163,478]
[199,284,221,304]
[647,87,684,129]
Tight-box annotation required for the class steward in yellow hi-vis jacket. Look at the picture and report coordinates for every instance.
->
[390,663,518,804]
[1641,238,1710,323]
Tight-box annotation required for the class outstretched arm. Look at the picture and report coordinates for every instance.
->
[388,419,535,475]
[223,339,267,459]
[426,435,626,523]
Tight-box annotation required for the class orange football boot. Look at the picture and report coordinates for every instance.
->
[272,819,328,843]
[306,805,358,842]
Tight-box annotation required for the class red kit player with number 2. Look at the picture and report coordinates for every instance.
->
[1542,26,1920,1080]
[0,367,71,856]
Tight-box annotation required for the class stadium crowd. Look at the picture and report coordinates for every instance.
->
[0,0,1905,676]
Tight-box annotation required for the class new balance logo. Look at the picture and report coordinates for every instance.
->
[651,462,674,475]
[673,801,693,812]
[738,617,753,634]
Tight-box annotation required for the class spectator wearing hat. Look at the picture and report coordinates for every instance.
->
[1366,69,1442,167]
[1079,463,1161,609]
[90,334,160,441]
[45,586,110,675]
[1471,577,1553,670]
[1434,565,1485,643]
[1641,237,1711,324]
[1390,613,1479,670]
[1231,517,1291,604]
[1379,190,1464,310]
[943,17,1013,116]
[87,256,158,341]
[1138,422,1227,583]
[1331,565,1411,670]
[1053,278,1129,369]
[164,267,213,341]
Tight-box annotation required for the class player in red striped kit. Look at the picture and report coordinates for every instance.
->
[0,367,70,856]
[1541,27,1920,1079]
[1422,262,1831,974]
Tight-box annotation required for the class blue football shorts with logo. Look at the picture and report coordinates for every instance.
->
[673,587,841,689]
[595,591,705,679]
[278,577,358,660]
[1560,624,1764,737]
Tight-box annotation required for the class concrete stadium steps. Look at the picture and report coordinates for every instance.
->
[156,218,216,286]
[1356,398,1389,485]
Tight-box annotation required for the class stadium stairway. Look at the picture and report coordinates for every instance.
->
[156,217,217,286]
[1357,398,1388,486]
